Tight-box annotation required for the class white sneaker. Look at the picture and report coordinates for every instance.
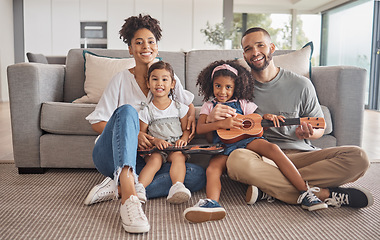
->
[120,195,150,233]
[83,177,117,206]
[135,182,147,203]
[167,182,191,204]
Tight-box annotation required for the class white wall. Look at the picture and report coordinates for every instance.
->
[24,0,223,55]
[0,0,14,102]
[24,0,52,56]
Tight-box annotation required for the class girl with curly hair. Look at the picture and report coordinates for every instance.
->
[184,60,327,224]
[84,14,205,234]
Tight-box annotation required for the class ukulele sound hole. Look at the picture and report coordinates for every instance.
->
[242,120,252,129]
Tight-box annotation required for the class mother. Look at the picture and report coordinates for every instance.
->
[83,14,206,234]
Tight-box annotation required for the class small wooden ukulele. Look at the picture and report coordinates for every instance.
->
[217,113,326,144]
[138,144,224,155]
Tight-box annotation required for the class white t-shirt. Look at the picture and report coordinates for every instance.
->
[86,69,194,124]
[139,100,189,125]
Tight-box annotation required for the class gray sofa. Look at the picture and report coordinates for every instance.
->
[26,52,66,65]
[7,48,367,174]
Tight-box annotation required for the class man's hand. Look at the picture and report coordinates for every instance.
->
[295,122,314,139]
[138,131,154,149]
[206,104,237,123]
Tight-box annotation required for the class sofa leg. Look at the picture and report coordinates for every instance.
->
[18,168,45,174]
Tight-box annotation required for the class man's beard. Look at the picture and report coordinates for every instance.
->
[246,52,273,72]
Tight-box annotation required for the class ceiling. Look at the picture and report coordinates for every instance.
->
[234,0,355,14]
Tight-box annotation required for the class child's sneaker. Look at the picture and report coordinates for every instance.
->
[183,199,226,223]
[167,182,191,204]
[120,195,150,233]
[297,185,328,211]
[83,177,117,205]
[135,182,147,203]
[245,185,275,205]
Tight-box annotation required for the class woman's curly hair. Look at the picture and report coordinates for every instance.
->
[196,60,255,102]
[119,14,162,46]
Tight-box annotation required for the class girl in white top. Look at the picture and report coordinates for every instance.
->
[138,61,192,204]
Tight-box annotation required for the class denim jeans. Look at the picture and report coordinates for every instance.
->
[92,104,206,199]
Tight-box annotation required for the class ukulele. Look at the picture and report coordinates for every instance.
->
[138,144,224,155]
[217,113,326,144]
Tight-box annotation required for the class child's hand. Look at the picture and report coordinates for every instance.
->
[175,139,188,148]
[207,104,237,123]
[263,114,285,127]
[153,138,172,150]
[220,116,243,129]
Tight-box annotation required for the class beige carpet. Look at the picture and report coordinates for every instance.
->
[0,163,379,240]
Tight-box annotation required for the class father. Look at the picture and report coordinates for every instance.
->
[207,27,373,208]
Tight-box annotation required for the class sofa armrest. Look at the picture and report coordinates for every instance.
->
[7,63,65,168]
[311,66,366,147]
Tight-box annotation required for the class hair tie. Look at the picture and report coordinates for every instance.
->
[211,64,238,79]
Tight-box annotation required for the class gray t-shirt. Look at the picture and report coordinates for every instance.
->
[253,68,323,151]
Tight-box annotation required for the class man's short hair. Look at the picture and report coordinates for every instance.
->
[242,27,271,40]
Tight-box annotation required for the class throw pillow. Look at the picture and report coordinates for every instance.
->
[238,41,313,79]
[26,52,49,64]
[73,51,135,104]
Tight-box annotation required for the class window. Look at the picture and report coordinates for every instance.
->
[321,0,374,106]
[297,14,321,66]
[233,13,321,66]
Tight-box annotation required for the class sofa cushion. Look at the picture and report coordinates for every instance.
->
[41,102,97,135]
[74,51,136,103]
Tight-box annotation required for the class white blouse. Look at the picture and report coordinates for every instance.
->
[86,69,194,124]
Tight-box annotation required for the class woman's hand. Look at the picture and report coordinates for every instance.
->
[138,131,154,150]
[263,114,285,127]
[91,121,107,134]
[206,104,237,123]
[152,138,172,150]
[187,114,196,141]
[186,104,196,141]
[175,139,188,148]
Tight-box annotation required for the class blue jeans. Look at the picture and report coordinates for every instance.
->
[92,104,206,199]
